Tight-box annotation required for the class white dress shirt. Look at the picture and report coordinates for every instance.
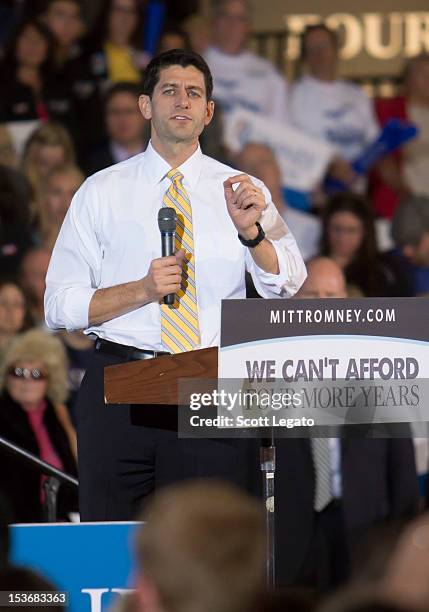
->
[45,142,306,351]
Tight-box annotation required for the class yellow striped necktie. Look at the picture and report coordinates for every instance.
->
[160,169,200,353]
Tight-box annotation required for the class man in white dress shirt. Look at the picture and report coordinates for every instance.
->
[44,49,306,520]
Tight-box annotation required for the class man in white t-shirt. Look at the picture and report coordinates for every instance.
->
[204,0,288,123]
[289,24,379,183]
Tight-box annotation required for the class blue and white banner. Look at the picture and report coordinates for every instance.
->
[10,522,140,612]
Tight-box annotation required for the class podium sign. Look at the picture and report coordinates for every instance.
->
[216,298,429,429]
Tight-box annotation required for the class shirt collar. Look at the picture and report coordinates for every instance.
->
[144,140,203,190]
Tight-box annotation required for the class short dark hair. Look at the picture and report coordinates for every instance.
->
[321,192,378,296]
[301,23,339,59]
[156,27,191,54]
[104,81,141,107]
[142,49,213,100]
[0,19,56,80]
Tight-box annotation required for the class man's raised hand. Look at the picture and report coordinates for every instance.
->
[223,174,267,238]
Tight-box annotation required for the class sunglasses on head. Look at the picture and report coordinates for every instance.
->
[8,367,48,381]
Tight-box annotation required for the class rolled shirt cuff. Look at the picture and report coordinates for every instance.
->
[45,286,98,332]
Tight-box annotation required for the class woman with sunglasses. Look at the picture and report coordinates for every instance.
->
[0,329,77,522]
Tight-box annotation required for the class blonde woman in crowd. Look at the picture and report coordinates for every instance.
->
[21,122,75,223]
[0,329,77,522]
[38,164,84,250]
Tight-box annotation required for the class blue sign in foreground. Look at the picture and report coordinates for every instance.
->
[10,522,141,612]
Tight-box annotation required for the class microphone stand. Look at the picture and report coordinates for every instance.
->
[260,428,275,588]
[0,435,78,522]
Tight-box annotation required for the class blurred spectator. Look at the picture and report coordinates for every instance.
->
[86,82,148,175]
[274,257,419,589]
[22,122,75,220]
[0,19,54,122]
[0,125,18,168]
[296,256,347,299]
[0,281,28,353]
[348,521,413,587]
[42,0,84,69]
[182,14,212,56]
[80,0,147,154]
[0,164,33,279]
[20,247,51,327]
[135,480,265,612]
[235,143,321,261]
[156,27,191,55]
[108,592,139,612]
[320,193,410,296]
[391,196,429,296]
[0,1,45,55]
[319,586,415,612]
[398,55,429,198]
[0,17,79,131]
[0,566,66,610]
[0,329,77,522]
[0,21,55,121]
[289,24,379,187]
[38,164,84,249]
[380,511,429,610]
[41,0,101,160]
[372,54,429,218]
[204,0,289,123]
[56,329,94,427]
[84,0,146,87]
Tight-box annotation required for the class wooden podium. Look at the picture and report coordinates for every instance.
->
[104,347,218,405]
[104,343,275,588]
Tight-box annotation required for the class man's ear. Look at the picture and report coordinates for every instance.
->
[139,95,152,120]
[204,100,215,127]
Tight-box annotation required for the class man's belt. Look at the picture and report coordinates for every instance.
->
[94,338,169,360]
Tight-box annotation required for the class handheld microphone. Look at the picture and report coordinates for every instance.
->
[158,207,177,305]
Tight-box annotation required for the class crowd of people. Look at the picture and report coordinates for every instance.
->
[0,0,428,608]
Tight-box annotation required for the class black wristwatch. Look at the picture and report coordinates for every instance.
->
[237,222,265,248]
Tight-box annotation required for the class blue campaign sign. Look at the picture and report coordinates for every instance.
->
[10,522,141,612]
